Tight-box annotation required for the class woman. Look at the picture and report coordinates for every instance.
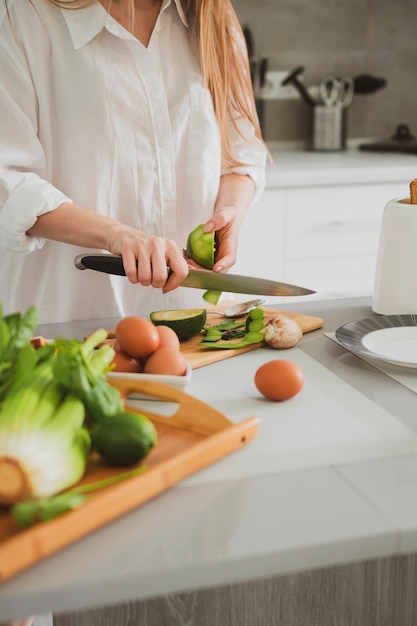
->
[0,0,265,324]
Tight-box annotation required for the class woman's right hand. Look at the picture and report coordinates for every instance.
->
[109,228,189,292]
[27,203,189,292]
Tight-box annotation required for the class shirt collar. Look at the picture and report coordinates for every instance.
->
[167,0,188,27]
[62,0,188,50]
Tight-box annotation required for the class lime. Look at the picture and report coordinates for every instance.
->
[91,411,157,467]
[150,308,207,341]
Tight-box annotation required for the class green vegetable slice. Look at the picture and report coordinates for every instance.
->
[199,330,264,349]
[204,329,223,342]
[200,308,265,349]
[203,290,222,305]
[150,308,207,341]
[246,319,264,333]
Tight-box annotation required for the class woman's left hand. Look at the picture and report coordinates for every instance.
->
[203,173,256,272]
[202,207,239,273]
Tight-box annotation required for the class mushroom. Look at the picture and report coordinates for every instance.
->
[262,315,303,349]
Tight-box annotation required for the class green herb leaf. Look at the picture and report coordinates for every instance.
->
[11,492,87,528]
[11,465,148,528]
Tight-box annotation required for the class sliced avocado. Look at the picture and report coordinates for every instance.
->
[150,308,207,341]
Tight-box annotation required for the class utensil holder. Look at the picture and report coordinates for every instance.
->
[308,105,347,151]
[373,197,417,314]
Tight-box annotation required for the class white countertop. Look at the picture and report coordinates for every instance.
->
[2,296,417,622]
[265,141,417,188]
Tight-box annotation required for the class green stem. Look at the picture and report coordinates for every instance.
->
[73,465,148,495]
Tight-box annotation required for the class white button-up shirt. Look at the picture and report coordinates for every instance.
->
[0,0,266,323]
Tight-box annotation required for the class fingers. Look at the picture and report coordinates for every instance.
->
[203,206,236,233]
[162,256,189,293]
[204,209,239,273]
[112,233,188,290]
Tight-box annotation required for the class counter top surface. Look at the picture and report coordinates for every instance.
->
[265,142,417,187]
[3,296,417,621]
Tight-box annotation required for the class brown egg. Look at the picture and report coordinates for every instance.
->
[143,347,187,376]
[115,316,160,359]
[155,325,181,350]
[111,349,142,373]
[255,359,304,401]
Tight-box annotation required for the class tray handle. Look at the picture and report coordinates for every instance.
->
[109,377,234,435]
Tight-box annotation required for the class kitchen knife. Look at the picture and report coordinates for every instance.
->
[74,253,315,297]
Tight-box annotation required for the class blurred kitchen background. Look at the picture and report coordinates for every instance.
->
[232,0,417,144]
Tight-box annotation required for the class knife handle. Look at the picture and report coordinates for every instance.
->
[74,254,127,276]
[74,253,174,279]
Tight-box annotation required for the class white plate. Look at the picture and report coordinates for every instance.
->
[335,314,417,368]
[107,361,192,399]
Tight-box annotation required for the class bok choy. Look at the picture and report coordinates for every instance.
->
[0,358,91,504]
[0,310,110,505]
[0,305,157,507]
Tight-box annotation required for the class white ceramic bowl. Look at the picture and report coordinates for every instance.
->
[107,361,192,399]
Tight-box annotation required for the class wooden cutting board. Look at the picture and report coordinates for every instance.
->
[94,304,324,369]
[179,303,324,369]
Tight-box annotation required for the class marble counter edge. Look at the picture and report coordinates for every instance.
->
[264,141,417,188]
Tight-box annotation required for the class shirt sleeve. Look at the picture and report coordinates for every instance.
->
[223,116,267,204]
[0,12,71,253]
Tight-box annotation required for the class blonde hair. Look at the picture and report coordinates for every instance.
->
[44,0,263,169]
[182,0,263,168]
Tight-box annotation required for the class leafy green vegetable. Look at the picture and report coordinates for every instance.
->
[0,305,157,507]
[0,304,40,402]
[11,465,147,528]
[52,330,124,423]
[12,492,88,528]
[0,358,91,504]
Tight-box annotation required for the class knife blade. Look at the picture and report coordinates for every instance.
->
[74,253,315,297]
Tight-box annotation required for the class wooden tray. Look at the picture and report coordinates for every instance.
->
[0,378,259,583]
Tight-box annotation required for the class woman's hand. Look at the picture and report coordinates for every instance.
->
[203,173,255,273]
[109,230,189,292]
[27,203,189,292]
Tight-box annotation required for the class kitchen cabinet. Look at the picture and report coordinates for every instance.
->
[233,147,417,299]
[235,187,285,282]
